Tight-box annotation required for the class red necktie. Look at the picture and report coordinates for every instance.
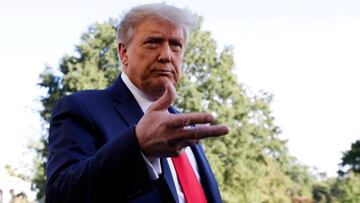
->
[171,152,207,203]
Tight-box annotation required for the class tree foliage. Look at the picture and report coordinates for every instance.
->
[35,15,316,202]
[312,172,360,203]
[312,183,332,203]
[339,140,360,176]
[330,172,360,203]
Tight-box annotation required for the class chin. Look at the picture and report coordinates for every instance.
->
[144,77,176,100]
[153,85,167,100]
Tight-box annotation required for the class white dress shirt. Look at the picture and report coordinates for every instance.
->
[121,73,201,203]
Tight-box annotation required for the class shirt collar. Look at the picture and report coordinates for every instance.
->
[121,73,153,113]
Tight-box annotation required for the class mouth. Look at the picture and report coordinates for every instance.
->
[152,69,174,77]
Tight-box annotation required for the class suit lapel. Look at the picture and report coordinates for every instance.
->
[191,145,222,203]
[161,158,180,203]
[169,106,222,203]
[108,75,144,126]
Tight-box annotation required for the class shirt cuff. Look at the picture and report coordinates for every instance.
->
[141,152,162,180]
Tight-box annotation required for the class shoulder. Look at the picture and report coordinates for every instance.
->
[71,89,108,102]
[51,89,111,118]
[59,89,110,106]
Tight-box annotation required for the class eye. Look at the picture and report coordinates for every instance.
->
[144,41,158,48]
[144,38,162,49]
[170,41,182,51]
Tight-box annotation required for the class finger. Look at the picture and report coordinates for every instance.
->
[168,135,200,149]
[180,125,229,140]
[148,82,176,112]
[170,113,215,128]
[178,139,200,149]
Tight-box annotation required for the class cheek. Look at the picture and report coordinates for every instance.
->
[174,55,183,77]
[138,51,157,68]
[173,63,182,84]
[128,51,150,75]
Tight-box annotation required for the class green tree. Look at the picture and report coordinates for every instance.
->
[330,172,360,203]
[339,140,360,176]
[312,183,332,203]
[314,172,360,203]
[35,15,313,202]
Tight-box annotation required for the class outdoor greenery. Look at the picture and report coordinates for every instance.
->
[339,140,360,176]
[30,13,360,203]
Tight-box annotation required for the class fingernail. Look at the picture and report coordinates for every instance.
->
[224,126,230,133]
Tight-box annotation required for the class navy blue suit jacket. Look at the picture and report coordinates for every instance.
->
[46,76,222,203]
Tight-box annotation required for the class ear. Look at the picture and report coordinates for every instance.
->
[118,43,128,67]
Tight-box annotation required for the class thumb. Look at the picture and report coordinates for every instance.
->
[148,82,176,112]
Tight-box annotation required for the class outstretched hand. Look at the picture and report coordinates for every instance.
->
[135,82,229,159]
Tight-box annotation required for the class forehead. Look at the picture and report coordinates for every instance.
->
[133,19,184,40]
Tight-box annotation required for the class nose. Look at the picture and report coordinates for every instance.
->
[158,44,172,64]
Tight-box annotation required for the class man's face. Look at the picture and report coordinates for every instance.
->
[119,18,185,101]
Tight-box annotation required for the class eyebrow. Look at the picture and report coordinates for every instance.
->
[169,37,183,44]
[143,35,183,43]
[144,36,163,42]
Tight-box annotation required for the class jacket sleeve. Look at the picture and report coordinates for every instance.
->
[46,95,153,203]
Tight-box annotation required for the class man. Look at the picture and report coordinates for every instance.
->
[46,3,229,203]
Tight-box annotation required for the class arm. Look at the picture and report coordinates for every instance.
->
[46,95,153,203]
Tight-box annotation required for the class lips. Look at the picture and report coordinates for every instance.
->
[152,69,174,77]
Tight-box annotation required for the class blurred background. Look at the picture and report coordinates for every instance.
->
[0,0,359,202]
